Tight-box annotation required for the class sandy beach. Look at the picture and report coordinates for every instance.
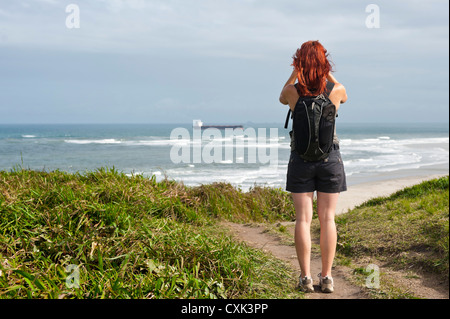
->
[336,173,448,215]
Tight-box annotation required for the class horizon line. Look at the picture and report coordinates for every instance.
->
[0,121,449,126]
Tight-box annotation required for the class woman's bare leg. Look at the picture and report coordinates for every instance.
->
[292,192,314,277]
[316,192,339,277]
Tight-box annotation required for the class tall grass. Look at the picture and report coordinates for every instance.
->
[335,176,449,281]
[0,167,296,299]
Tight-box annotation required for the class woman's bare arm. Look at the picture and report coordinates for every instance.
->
[327,72,348,104]
[279,69,297,105]
[327,72,339,84]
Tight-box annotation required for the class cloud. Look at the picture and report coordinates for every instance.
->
[0,0,448,123]
[1,0,447,60]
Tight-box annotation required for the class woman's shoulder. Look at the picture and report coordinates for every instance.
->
[330,82,347,96]
[284,83,298,91]
[331,82,345,91]
[330,82,348,104]
[282,83,300,98]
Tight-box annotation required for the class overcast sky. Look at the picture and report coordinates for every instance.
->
[0,0,448,124]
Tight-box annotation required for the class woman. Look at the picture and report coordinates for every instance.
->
[279,40,348,293]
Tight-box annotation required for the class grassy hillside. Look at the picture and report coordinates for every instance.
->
[1,166,447,299]
[0,167,296,299]
[333,176,449,297]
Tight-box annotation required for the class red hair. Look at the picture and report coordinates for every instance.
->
[291,40,333,96]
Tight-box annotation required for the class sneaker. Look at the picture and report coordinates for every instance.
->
[298,275,314,293]
[318,274,334,293]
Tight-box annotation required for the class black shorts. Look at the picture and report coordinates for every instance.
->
[286,145,347,193]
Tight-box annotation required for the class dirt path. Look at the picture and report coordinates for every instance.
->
[221,174,449,299]
[222,221,368,299]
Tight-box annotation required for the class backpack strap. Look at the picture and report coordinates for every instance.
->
[284,109,291,129]
[294,83,302,96]
[284,84,301,129]
[324,81,335,97]
[323,81,338,117]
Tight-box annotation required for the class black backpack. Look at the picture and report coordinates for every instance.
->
[284,81,336,161]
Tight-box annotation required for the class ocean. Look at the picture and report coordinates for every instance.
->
[0,122,448,191]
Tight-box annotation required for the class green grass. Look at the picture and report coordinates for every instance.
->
[0,167,297,299]
[334,176,449,296]
[2,166,447,299]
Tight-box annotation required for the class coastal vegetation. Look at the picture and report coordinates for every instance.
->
[330,175,449,298]
[0,167,296,299]
[0,167,448,299]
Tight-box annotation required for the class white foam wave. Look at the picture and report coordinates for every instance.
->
[341,136,449,177]
[340,137,449,147]
[65,139,122,144]
[160,164,288,191]
[128,139,191,146]
[152,135,448,190]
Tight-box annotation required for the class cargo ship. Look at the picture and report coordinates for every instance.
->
[193,119,243,130]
